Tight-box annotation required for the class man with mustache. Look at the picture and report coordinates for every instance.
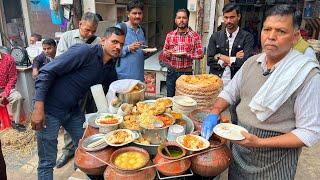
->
[55,12,100,168]
[31,27,124,180]
[207,3,254,124]
[201,5,320,179]
[160,9,203,97]
[56,12,100,56]
[116,0,146,81]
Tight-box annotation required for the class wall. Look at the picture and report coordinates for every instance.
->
[27,0,66,41]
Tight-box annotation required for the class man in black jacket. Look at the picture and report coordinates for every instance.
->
[207,3,254,124]
[207,3,254,85]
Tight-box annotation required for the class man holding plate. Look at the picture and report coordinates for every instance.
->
[160,9,204,97]
[201,5,320,179]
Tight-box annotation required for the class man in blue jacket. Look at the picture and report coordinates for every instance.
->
[31,27,124,180]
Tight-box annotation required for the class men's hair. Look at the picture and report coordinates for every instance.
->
[81,12,100,25]
[95,13,103,21]
[42,38,57,47]
[127,0,144,12]
[223,3,240,15]
[31,33,42,41]
[264,5,299,30]
[104,27,125,37]
[176,9,190,19]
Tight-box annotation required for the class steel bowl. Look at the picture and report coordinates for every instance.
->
[117,83,146,105]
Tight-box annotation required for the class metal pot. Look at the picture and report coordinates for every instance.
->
[117,83,146,105]
[141,126,169,145]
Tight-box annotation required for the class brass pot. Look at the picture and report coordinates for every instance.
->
[190,135,231,177]
[117,83,146,105]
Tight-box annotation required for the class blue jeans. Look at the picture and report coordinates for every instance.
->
[36,108,85,180]
[166,68,192,97]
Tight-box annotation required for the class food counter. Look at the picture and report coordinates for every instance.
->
[76,98,231,180]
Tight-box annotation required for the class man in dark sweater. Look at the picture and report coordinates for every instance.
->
[207,3,254,124]
[31,27,124,180]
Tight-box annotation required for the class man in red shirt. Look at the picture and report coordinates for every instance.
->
[0,52,24,131]
[160,9,204,97]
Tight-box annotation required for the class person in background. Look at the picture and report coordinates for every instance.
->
[29,33,42,45]
[31,27,124,180]
[26,33,43,61]
[293,10,317,59]
[207,3,254,124]
[56,12,100,56]
[116,0,146,81]
[201,5,320,179]
[32,39,57,79]
[0,52,25,131]
[55,12,100,168]
[160,9,203,97]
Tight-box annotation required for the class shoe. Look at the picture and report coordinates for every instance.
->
[15,124,26,132]
[56,153,74,168]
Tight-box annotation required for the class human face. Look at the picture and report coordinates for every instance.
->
[128,8,143,26]
[79,21,98,40]
[175,11,189,30]
[261,15,299,62]
[101,33,125,60]
[223,10,240,32]
[30,36,37,45]
[42,44,56,59]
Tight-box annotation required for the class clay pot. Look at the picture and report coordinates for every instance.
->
[104,146,155,180]
[104,161,156,180]
[190,135,231,177]
[109,146,150,171]
[74,139,116,175]
[153,141,191,176]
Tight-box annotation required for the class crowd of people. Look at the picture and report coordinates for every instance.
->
[0,0,319,180]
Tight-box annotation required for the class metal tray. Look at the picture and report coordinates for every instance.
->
[156,168,194,180]
[82,134,108,152]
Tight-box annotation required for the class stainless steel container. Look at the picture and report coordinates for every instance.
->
[141,126,169,145]
[117,83,146,105]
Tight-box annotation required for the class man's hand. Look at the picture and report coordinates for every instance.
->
[163,49,172,56]
[32,68,39,79]
[128,42,141,52]
[236,50,244,59]
[231,131,261,148]
[31,101,46,130]
[219,54,230,65]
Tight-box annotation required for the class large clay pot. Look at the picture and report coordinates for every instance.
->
[104,161,156,180]
[153,141,191,176]
[74,139,116,175]
[191,135,231,177]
